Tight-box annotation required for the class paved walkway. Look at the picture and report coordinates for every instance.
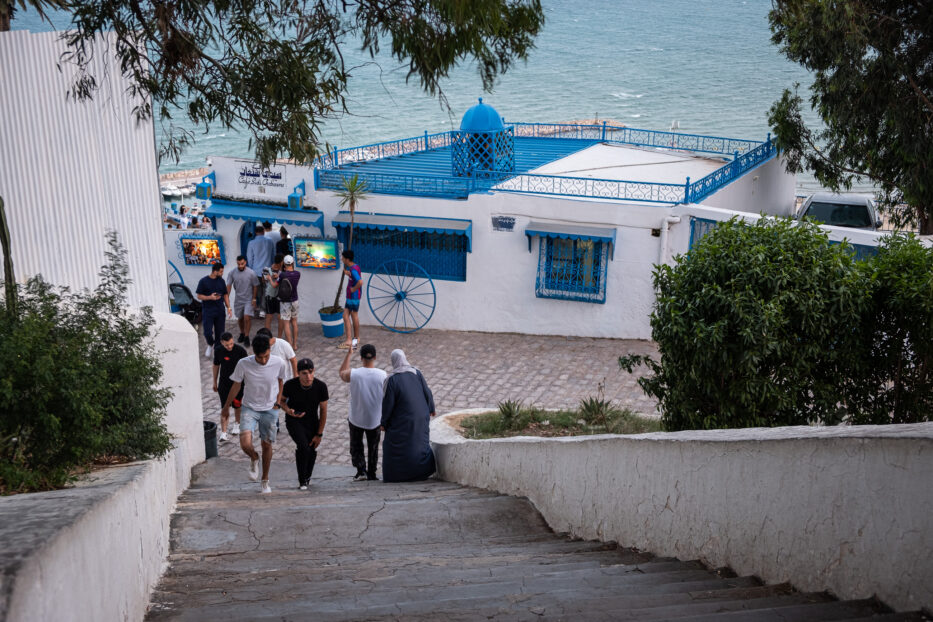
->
[199,320,659,470]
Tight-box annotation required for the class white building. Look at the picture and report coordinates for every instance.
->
[168,100,805,339]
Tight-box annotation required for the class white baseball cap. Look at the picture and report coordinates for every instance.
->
[283,255,294,265]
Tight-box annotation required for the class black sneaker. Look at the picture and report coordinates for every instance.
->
[243,335,250,348]
[353,472,367,482]
[237,333,246,344]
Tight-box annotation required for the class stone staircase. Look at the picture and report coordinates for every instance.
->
[146,459,927,621]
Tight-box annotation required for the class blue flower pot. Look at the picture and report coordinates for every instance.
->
[319,310,344,338]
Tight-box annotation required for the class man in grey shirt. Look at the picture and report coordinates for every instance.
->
[226,255,259,346]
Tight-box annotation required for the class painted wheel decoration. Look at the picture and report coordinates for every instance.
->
[366,259,436,333]
[167,260,184,285]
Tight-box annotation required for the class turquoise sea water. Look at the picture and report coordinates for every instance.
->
[13,1,834,192]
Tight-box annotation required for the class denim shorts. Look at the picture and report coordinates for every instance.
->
[241,406,279,443]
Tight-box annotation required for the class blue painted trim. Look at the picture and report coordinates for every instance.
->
[167,260,184,285]
[333,211,473,253]
[524,226,616,260]
[205,199,324,232]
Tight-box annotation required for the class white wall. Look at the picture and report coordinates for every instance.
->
[432,415,933,613]
[0,313,205,622]
[0,31,169,312]
[192,152,794,339]
[702,156,797,217]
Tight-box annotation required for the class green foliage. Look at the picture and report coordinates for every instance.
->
[622,218,933,431]
[13,0,544,168]
[327,174,369,312]
[768,1,933,232]
[460,396,660,440]
[846,235,933,423]
[620,217,865,431]
[0,232,172,494]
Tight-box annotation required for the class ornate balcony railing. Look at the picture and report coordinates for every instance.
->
[315,168,475,199]
[685,138,777,203]
[494,173,687,204]
[317,131,456,169]
[509,122,762,156]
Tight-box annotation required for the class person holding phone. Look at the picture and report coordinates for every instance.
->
[279,358,328,490]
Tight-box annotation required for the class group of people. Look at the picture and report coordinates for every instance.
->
[214,335,436,493]
[164,205,212,230]
[195,219,427,493]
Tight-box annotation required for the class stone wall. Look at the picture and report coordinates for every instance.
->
[431,416,933,612]
[0,313,205,622]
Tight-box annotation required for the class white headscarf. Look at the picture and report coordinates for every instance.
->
[389,349,418,376]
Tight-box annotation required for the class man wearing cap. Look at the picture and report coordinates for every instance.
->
[279,255,301,348]
[195,262,233,358]
[339,343,387,481]
[279,358,328,490]
[255,327,297,378]
[222,335,288,494]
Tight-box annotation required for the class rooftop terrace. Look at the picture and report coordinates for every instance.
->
[314,122,777,205]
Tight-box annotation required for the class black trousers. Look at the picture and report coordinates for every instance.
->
[348,420,380,478]
[285,416,318,484]
[202,310,225,347]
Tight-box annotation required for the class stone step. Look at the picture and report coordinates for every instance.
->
[656,598,887,621]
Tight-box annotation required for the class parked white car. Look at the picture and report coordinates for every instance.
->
[797,192,882,230]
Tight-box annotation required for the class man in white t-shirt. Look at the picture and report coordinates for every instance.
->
[256,327,297,378]
[339,343,387,481]
[222,335,288,493]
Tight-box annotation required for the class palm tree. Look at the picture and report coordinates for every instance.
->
[330,174,368,310]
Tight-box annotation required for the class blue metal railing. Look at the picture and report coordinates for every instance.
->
[685,138,777,203]
[317,131,456,169]
[495,173,687,204]
[510,122,762,156]
[314,124,777,204]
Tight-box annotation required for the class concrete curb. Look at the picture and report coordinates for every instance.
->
[431,412,933,612]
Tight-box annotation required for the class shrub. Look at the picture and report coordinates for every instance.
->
[846,235,933,423]
[621,217,866,431]
[0,232,173,494]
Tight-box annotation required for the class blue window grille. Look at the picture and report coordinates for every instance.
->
[336,227,467,282]
[689,217,719,249]
[829,240,879,261]
[536,237,608,303]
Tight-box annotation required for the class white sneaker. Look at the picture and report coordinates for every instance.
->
[231,422,240,435]
[299,484,308,491]
[219,432,228,442]
[248,459,259,481]
[204,345,213,358]
[261,480,272,494]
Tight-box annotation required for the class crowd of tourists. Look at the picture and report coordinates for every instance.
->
[193,221,434,494]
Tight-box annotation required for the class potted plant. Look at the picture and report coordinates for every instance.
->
[318,174,368,336]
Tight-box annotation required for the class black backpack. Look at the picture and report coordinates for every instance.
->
[277,274,294,301]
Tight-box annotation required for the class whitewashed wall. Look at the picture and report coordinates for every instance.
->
[0,31,168,311]
[200,153,796,339]
[702,156,797,217]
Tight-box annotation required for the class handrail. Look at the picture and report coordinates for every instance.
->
[686,138,777,203]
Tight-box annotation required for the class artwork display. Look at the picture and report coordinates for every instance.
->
[293,237,338,269]
[181,237,224,265]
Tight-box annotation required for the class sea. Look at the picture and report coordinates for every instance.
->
[12,0,850,194]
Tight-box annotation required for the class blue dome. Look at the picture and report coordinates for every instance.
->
[460,98,505,132]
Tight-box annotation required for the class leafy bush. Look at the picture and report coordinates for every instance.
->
[846,235,933,423]
[621,217,866,431]
[0,232,173,494]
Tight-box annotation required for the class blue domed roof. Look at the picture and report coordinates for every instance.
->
[460,98,505,132]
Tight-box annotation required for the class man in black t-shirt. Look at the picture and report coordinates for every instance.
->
[278,358,328,490]
[213,332,248,441]
[196,262,232,358]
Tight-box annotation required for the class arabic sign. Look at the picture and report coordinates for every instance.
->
[210,157,304,200]
[237,164,286,188]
